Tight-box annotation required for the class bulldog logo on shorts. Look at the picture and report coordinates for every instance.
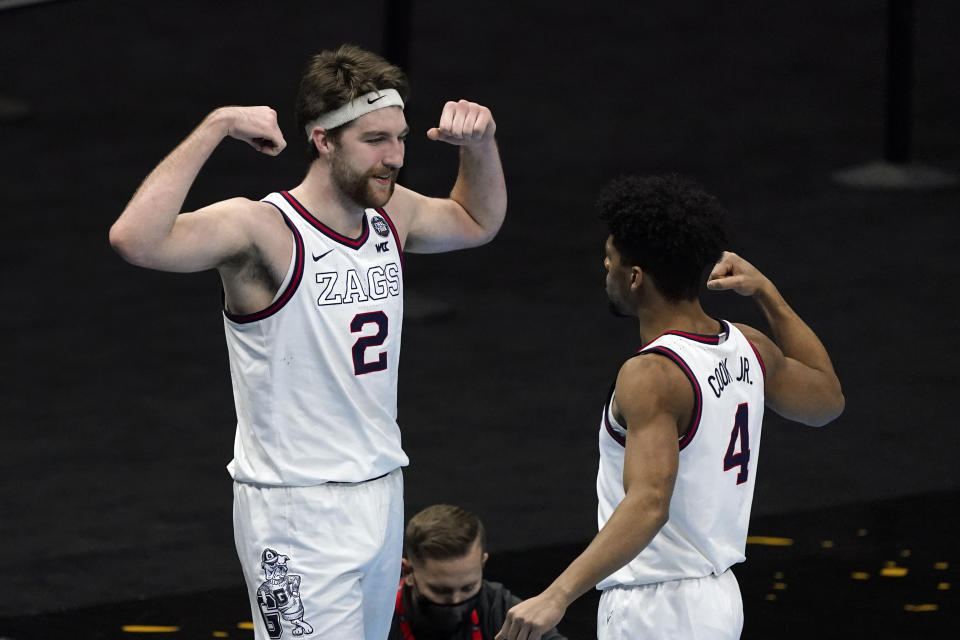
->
[371,215,390,238]
[256,548,314,638]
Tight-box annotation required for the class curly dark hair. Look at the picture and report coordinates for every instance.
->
[598,174,728,302]
[296,44,410,159]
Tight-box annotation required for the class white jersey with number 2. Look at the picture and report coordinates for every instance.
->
[596,321,766,589]
[224,191,408,486]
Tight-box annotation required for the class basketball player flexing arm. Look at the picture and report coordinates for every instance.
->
[497,175,842,640]
[110,45,505,640]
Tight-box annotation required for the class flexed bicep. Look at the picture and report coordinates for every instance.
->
[739,325,844,427]
[156,199,262,272]
[385,185,494,254]
[711,253,845,427]
[395,98,506,254]
[110,107,287,270]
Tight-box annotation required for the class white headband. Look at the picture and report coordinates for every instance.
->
[304,88,405,138]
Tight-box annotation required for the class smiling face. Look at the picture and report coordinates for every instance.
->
[404,537,487,605]
[328,106,408,209]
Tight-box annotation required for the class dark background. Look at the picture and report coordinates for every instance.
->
[1,0,958,638]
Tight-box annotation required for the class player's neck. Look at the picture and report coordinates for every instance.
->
[289,168,368,238]
[635,298,720,345]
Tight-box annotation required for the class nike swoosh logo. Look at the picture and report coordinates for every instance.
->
[312,249,334,261]
[367,94,386,104]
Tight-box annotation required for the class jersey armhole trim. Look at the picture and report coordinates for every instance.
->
[375,207,405,273]
[223,206,304,324]
[642,346,703,451]
[746,338,767,381]
[603,381,626,447]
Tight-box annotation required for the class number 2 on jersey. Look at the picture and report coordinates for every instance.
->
[723,403,750,485]
[351,311,388,375]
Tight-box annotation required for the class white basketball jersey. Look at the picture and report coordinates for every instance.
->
[224,191,408,485]
[596,321,766,588]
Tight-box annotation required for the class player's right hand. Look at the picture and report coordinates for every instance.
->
[216,106,287,156]
[495,591,566,640]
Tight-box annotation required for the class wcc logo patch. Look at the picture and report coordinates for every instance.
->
[371,215,391,238]
[256,548,314,638]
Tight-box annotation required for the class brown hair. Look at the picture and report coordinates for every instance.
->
[295,44,410,158]
[404,505,487,563]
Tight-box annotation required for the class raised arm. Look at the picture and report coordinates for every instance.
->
[108,106,287,272]
[496,357,686,640]
[391,100,507,254]
[707,251,845,426]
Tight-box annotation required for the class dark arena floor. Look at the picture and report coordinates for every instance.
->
[1,1,959,639]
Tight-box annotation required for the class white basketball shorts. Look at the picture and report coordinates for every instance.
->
[233,469,404,640]
[597,570,743,640]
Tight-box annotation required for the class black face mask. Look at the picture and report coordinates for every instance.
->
[410,585,483,634]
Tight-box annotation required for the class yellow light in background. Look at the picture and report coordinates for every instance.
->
[746,536,794,546]
[904,604,938,613]
[121,626,180,633]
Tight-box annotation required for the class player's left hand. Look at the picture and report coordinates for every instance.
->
[427,99,496,146]
[706,251,772,297]
[495,591,566,640]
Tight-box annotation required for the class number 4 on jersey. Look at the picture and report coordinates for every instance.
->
[723,403,750,485]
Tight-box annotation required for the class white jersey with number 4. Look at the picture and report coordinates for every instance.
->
[224,191,408,486]
[596,321,766,588]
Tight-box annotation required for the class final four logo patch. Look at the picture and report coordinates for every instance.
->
[371,215,390,238]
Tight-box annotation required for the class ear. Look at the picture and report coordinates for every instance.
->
[629,266,643,291]
[310,126,333,157]
[401,558,415,586]
[481,552,489,566]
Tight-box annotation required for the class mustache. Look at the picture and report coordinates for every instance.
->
[366,165,398,179]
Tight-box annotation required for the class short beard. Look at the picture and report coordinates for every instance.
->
[331,151,395,209]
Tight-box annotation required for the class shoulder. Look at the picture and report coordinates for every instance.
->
[226,197,286,225]
[380,184,427,242]
[730,321,765,345]
[615,351,696,427]
[200,197,291,274]
[731,322,781,374]
[384,183,428,213]
[228,197,292,251]
[190,197,286,232]
[617,352,690,397]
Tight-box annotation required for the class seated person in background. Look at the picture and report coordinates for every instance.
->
[390,504,567,640]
